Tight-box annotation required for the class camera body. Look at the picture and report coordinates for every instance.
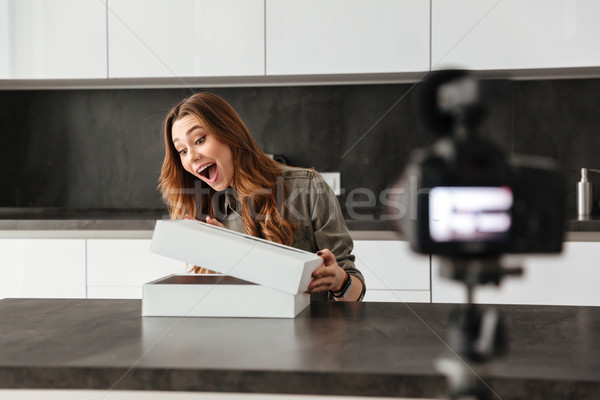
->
[399,137,566,256]
[396,70,566,257]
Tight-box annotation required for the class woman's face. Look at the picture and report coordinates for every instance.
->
[171,114,234,192]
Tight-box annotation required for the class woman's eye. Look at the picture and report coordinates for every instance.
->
[196,136,205,145]
[178,149,187,156]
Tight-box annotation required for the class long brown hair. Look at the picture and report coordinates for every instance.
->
[158,93,295,268]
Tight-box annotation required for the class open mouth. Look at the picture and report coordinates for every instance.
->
[197,163,218,183]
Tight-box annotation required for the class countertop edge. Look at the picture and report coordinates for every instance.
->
[0,230,155,239]
[0,366,446,397]
[0,229,401,241]
[2,366,596,399]
[0,229,598,242]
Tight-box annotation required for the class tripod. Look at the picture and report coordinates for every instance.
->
[435,256,523,400]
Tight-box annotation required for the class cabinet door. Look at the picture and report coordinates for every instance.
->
[363,290,430,303]
[432,0,600,70]
[86,239,186,298]
[266,0,430,75]
[107,0,264,78]
[0,0,107,79]
[0,239,86,299]
[432,242,600,306]
[353,240,430,302]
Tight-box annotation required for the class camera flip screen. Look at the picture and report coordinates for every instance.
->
[429,187,513,243]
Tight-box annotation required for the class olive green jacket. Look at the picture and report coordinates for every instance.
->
[215,165,366,302]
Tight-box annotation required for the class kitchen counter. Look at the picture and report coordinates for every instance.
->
[1,299,599,399]
[1,219,599,242]
[566,215,600,231]
[0,218,394,232]
[0,208,396,232]
[0,208,405,240]
[2,207,600,241]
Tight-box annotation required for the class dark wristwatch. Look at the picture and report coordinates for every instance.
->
[331,271,353,298]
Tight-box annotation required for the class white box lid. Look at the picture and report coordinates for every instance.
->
[150,219,323,295]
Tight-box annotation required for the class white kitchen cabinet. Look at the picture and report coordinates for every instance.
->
[86,239,186,299]
[0,0,107,79]
[432,0,600,71]
[107,0,264,78]
[266,0,430,76]
[0,239,86,299]
[363,289,430,303]
[431,242,600,306]
[353,240,430,302]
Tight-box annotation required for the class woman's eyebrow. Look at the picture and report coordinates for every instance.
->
[185,125,202,136]
[173,125,202,143]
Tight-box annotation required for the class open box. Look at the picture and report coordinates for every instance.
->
[144,219,323,318]
[142,274,310,318]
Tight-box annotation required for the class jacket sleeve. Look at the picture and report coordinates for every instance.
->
[308,170,366,301]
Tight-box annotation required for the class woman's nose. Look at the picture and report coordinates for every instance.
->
[187,147,201,162]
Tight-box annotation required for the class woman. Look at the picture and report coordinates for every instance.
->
[159,92,365,302]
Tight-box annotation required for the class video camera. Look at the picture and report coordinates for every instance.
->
[395,70,566,257]
[392,70,567,400]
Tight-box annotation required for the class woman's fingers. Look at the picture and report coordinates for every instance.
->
[205,216,225,228]
[183,214,223,226]
[307,265,327,293]
[183,214,225,229]
[307,275,337,293]
[308,249,344,293]
[316,249,336,266]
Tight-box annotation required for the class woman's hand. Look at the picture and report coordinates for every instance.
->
[307,249,347,294]
[184,214,225,228]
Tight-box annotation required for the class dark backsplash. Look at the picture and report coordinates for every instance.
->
[1,78,599,218]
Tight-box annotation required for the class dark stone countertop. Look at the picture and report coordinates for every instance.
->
[2,208,600,243]
[566,215,600,231]
[0,207,395,231]
[0,299,599,399]
[0,219,395,232]
[1,207,600,231]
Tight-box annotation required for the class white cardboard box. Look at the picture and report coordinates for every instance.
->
[142,275,310,318]
[145,219,323,318]
[149,219,323,295]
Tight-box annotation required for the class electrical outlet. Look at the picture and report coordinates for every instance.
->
[320,172,341,196]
